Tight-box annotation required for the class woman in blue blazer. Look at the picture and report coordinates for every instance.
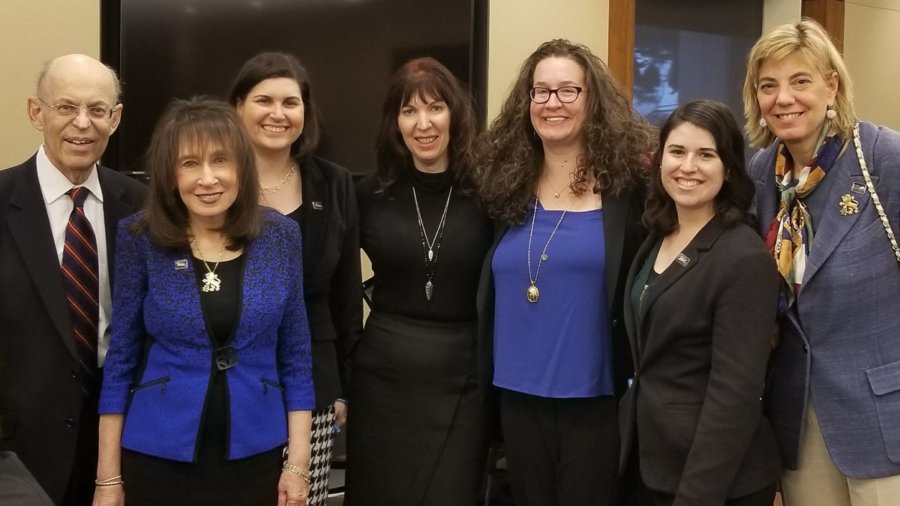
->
[619,100,780,506]
[744,19,900,505]
[95,98,315,506]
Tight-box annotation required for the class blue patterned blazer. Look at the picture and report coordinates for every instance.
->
[751,121,900,478]
[99,210,314,462]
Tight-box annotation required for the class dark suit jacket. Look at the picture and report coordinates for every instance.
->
[619,217,780,506]
[298,157,363,410]
[0,156,146,503]
[476,188,645,440]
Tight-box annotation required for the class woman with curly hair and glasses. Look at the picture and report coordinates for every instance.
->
[476,39,655,505]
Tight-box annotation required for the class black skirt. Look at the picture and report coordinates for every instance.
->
[345,311,487,506]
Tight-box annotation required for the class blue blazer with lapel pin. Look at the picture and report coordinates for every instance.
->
[99,210,315,462]
[750,121,900,478]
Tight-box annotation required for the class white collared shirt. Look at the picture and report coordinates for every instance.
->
[35,146,111,366]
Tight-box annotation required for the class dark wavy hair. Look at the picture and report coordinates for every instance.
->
[137,97,261,250]
[644,99,755,236]
[228,52,320,161]
[375,57,478,194]
[478,39,656,225]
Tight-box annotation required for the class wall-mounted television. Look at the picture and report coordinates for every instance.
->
[101,0,487,176]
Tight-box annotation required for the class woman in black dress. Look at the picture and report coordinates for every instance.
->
[346,58,492,506]
[229,52,363,506]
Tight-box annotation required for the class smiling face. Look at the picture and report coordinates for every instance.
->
[756,52,838,161]
[529,56,587,151]
[397,93,451,173]
[175,139,239,229]
[660,121,724,220]
[27,55,121,183]
[236,77,304,156]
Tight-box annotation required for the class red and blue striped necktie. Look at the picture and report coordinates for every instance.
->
[62,186,99,378]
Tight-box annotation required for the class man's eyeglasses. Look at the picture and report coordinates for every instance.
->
[529,86,583,104]
[39,98,116,120]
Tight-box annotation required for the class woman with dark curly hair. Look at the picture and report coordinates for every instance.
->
[619,99,780,506]
[346,57,491,506]
[476,39,655,505]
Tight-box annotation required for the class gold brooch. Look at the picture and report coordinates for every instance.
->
[839,194,859,216]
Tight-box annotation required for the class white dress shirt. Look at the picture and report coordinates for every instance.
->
[35,146,112,366]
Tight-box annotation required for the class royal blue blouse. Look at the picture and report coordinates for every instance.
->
[492,203,613,398]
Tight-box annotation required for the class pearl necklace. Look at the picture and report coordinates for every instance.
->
[259,165,297,194]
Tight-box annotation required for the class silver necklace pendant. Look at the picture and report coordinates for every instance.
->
[201,271,222,292]
[425,280,434,301]
[526,283,540,303]
[428,248,434,261]
[553,191,561,199]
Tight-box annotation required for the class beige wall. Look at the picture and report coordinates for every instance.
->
[844,0,900,130]
[486,0,609,123]
[763,0,802,32]
[0,0,100,169]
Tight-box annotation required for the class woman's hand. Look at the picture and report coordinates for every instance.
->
[277,469,309,506]
[333,400,348,428]
[92,485,124,506]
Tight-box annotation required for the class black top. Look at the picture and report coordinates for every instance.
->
[192,255,243,458]
[357,168,492,322]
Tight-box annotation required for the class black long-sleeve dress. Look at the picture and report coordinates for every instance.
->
[346,167,492,506]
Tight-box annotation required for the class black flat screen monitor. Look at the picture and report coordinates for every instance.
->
[102,0,486,176]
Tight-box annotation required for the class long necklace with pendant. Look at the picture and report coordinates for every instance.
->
[412,186,452,301]
[526,194,568,303]
[191,234,226,293]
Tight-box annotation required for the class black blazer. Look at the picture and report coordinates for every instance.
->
[619,216,780,506]
[0,156,146,503]
[299,156,363,409]
[476,188,645,440]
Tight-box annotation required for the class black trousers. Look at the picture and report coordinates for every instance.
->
[499,389,619,506]
[639,481,777,506]
[121,446,283,506]
[62,391,99,506]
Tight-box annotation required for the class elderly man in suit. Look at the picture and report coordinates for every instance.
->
[0,54,146,505]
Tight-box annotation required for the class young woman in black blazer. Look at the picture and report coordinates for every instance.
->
[619,100,780,506]
[229,52,363,506]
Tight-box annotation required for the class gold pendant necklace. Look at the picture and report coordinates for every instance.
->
[526,194,569,302]
[191,234,226,292]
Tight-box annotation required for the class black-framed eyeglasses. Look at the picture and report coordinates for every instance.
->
[529,86,583,104]
[38,98,116,120]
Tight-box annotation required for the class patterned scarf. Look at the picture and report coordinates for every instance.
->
[765,136,843,310]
